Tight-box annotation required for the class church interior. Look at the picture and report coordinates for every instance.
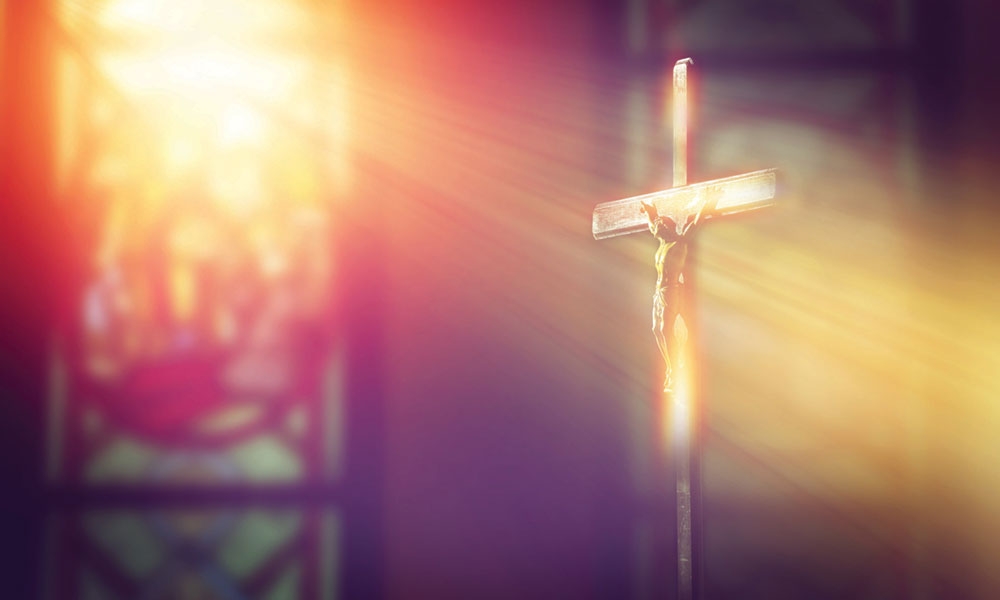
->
[2,1,1000,598]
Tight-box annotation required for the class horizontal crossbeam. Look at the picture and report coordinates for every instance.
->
[592,168,776,240]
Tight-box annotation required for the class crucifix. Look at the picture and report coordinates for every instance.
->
[592,58,776,600]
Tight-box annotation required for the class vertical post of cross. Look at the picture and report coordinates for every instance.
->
[673,58,692,188]
[671,56,698,600]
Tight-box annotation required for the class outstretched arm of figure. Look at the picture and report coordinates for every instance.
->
[640,201,659,235]
[682,201,705,235]
[640,200,656,219]
[642,201,683,241]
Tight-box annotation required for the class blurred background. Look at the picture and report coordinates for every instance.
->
[2,0,999,598]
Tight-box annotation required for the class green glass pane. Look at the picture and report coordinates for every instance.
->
[262,564,301,600]
[85,436,156,483]
[83,511,165,580]
[216,510,302,580]
[83,432,303,485]
[228,435,303,482]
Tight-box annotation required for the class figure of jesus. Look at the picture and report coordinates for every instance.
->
[640,200,703,393]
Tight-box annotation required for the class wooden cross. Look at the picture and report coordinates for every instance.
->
[591,58,777,600]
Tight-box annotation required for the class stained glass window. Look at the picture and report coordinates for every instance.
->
[44,1,356,597]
